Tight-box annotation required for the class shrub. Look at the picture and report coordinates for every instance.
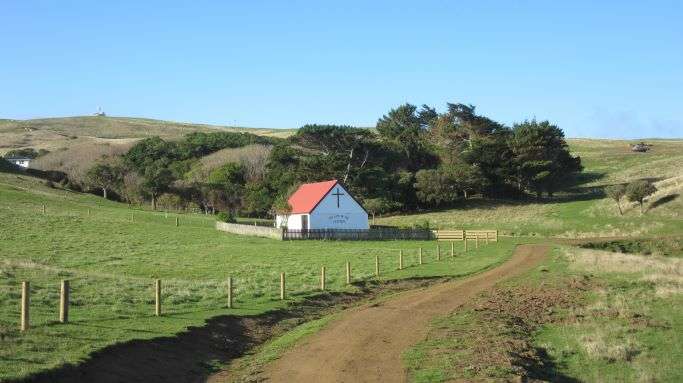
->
[217,211,237,223]
[626,180,657,214]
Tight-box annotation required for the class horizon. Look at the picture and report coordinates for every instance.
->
[2,114,682,141]
[1,1,681,139]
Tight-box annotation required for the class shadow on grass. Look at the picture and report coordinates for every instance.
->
[13,278,449,383]
[649,193,679,210]
[524,347,581,383]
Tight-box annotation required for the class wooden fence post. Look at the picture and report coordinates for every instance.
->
[437,244,441,261]
[451,242,455,257]
[321,266,326,291]
[375,255,380,277]
[399,250,403,270]
[419,248,423,265]
[227,277,233,309]
[346,262,351,284]
[486,232,490,245]
[42,204,46,214]
[475,235,479,249]
[175,217,179,227]
[20,281,29,331]
[280,272,286,300]
[155,279,161,316]
[60,280,69,323]
[87,208,91,217]
[464,238,468,252]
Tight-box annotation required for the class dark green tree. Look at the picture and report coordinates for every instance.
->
[414,168,459,207]
[508,120,582,197]
[3,148,40,159]
[142,163,175,210]
[376,103,439,172]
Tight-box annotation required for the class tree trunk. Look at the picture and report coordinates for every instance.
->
[151,194,157,210]
[639,201,643,214]
[617,201,622,215]
[102,188,108,200]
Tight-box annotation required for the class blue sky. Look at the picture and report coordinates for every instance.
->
[1,1,681,138]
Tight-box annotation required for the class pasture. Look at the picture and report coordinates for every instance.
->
[377,139,683,237]
[0,171,512,380]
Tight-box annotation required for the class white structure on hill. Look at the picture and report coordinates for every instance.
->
[275,180,369,231]
[6,157,31,168]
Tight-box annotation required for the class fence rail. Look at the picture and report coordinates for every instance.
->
[433,229,498,242]
[283,228,432,241]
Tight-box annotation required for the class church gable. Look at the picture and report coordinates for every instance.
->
[280,180,369,230]
[311,183,366,215]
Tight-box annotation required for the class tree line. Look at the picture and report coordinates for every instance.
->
[8,102,585,218]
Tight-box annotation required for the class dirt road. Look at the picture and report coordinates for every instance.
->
[258,244,548,383]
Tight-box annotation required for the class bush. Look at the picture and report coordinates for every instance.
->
[414,219,431,230]
[626,180,657,214]
[217,211,237,223]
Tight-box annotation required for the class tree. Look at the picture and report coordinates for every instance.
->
[363,198,403,224]
[626,180,657,214]
[414,169,459,207]
[142,164,175,210]
[85,163,121,200]
[446,163,487,199]
[206,163,246,214]
[605,184,626,215]
[4,148,41,159]
[376,103,439,172]
[508,120,582,198]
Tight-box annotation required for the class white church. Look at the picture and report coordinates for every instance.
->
[275,180,369,231]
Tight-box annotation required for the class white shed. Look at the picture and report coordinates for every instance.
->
[6,157,31,168]
[275,180,369,231]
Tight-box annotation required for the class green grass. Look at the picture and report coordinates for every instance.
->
[403,246,683,382]
[0,172,514,380]
[534,247,683,382]
[377,139,683,237]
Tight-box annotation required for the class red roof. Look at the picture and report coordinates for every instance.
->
[287,180,338,214]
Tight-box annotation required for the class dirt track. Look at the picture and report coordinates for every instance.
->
[257,244,548,383]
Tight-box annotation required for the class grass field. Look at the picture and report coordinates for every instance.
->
[403,243,683,382]
[377,139,683,237]
[1,136,681,381]
[0,171,514,381]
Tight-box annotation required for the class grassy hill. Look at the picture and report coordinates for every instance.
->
[377,138,683,238]
[0,170,514,381]
[0,132,681,381]
[0,116,295,155]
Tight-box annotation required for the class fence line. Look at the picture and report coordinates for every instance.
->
[15,237,498,331]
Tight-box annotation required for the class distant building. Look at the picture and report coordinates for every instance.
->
[275,180,369,230]
[631,142,651,152]
[94,106,106,117]
[6,157,31,168]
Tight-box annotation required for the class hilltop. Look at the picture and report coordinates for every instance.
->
[0,116,295,155]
